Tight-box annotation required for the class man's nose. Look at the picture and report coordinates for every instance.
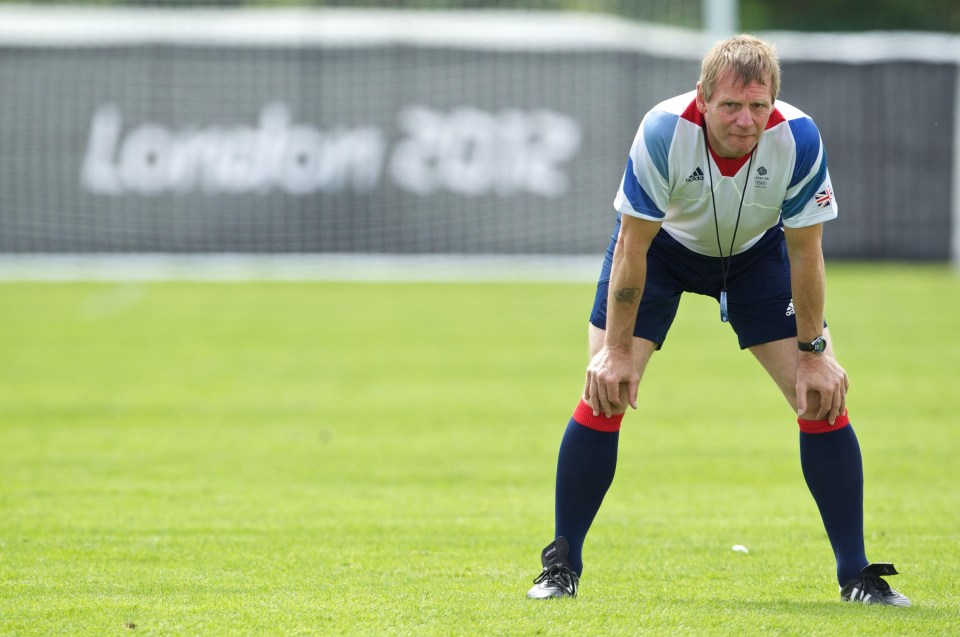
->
[735,108,753,128]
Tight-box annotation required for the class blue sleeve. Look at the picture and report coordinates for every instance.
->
[781,118,827,220]
[787,117,821,189]
[621,156,666,219]
[642,110,679,182]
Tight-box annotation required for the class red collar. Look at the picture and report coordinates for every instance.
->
[706,142,753,177]
[680,97,784,177]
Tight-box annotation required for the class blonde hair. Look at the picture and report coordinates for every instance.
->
[699,34,780,102]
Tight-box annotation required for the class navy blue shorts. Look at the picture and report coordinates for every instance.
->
[589,217,808,350]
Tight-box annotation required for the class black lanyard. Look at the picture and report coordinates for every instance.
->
[703,127,754,323]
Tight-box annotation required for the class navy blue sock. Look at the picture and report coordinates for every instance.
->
[554,418,619,576]
[799,424,869,584]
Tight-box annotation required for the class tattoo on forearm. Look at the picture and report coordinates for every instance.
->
[614,287,642,303]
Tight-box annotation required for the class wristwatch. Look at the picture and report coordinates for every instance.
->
[798,336,827,353]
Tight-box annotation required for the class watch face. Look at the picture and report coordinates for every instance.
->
[799,337,827,352]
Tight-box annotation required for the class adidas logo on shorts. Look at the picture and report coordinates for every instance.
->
[685,167,704,182]
[786,300,795,317]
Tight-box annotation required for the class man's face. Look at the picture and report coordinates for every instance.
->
[696,71,774,158]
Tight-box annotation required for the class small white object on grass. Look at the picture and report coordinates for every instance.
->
[731,544,749,554]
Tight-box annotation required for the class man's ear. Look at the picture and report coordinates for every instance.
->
[695,81,708,113]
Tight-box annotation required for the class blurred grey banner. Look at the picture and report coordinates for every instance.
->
[0,10,955,260]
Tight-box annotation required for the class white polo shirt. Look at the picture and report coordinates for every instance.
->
[614,90,837,257]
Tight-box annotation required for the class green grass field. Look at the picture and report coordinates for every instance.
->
[1,264,958,635]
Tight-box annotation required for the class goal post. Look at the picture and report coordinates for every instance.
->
[704,0,738,41]
[954,63,960,271]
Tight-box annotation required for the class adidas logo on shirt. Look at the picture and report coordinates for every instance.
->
[685,167,704,182]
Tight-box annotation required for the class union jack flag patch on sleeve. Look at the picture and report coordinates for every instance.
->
[815,186,833,209]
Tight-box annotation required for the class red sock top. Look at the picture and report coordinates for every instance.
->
[797,412,850,434]
[573,399,624,432]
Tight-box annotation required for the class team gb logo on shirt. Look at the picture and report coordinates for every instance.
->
[754,165,770,188]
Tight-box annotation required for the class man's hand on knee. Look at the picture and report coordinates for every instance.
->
[584,347,639,418]
[796,354,849,424]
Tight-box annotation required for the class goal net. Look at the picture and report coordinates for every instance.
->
[0,3,957,278]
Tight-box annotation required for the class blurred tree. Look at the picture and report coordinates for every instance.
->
[741,0,960,32]
[0,0,957,33]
